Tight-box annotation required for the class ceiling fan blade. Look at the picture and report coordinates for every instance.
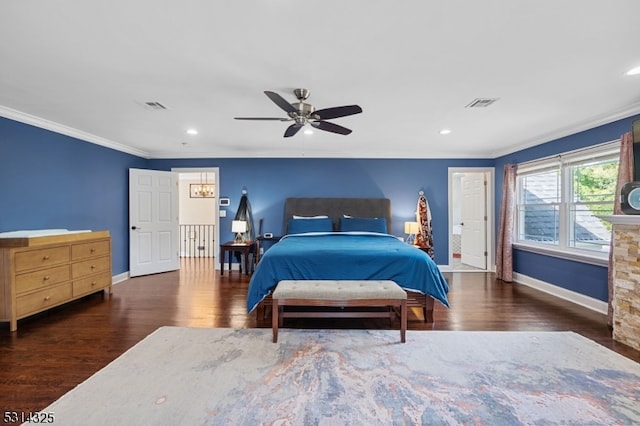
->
[284,123,303,138]
[264,91,297,114]
[234,117,291,121]
[312,105,362,120]
[311,120,352,135]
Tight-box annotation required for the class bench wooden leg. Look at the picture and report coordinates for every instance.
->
[272,300,279,343]
[424,296,435,323]
[400,300,407,343]
[424,308,434,323]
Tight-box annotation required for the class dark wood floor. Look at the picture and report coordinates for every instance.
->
[1,257,639,414]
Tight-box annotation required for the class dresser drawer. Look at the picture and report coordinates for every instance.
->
[71,256,111,279]
[16,283,73,317]
[15,265,71,294]
[15,246,70,272]
[71,240,110,260]
[73,273,111,297]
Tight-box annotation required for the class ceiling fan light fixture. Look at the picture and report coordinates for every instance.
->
[304,128,314,135]
[236,89,362,137]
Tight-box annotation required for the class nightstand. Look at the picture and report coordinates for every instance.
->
[255,235,282,263]
[220,241,255,276]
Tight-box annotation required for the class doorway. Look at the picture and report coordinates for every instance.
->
[448,168,494,272]
[173,167,220,261]
[128,167,220,278]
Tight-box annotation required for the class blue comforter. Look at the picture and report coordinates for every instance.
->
[247,232,449,312]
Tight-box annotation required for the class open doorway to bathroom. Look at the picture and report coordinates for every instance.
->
[448,168,494,272]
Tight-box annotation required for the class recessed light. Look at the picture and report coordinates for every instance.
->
[186,129,198,135]
[626,66,640,76]
[439,129,451,135]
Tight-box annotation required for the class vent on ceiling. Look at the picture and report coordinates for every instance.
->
[465,98,499,108]
[143,101,168,110]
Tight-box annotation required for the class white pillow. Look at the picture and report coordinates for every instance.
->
[292,215,329,219]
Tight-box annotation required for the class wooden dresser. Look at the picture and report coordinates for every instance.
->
[0,230,112,331]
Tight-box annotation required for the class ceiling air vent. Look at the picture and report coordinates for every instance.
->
[143,101,168,110]
[465,98,499,108]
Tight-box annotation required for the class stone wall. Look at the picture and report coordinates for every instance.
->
[612,224,640,351]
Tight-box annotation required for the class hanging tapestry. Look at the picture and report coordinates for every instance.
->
[233,188,255,242]
[233,188,255,272]
[415,190,434,259]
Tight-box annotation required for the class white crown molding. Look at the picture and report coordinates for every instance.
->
[2,103,639,161]
[0,105,151,158]
[491,103,640,159]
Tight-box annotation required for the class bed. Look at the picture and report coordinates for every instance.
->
[246,197,450,321]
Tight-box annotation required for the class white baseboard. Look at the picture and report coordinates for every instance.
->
[112,272,130,285]
[221,264,243,272]
[513,272,608,315]
[438,264,495,273]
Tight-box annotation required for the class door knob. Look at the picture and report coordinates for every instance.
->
[131,226,140,230]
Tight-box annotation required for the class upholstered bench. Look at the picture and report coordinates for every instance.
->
[271,280,407,343]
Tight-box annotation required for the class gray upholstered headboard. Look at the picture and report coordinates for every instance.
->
[284,197,392,233]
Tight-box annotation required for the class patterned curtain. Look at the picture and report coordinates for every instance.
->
[607,132,634,326]
[415,190,434,259]
[496,164,517,282]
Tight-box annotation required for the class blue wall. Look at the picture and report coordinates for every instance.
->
[0,117,147,274]
[1,115,491,271]
[149,158,493,265]
[494,114,640,301]
[4,111,638,304]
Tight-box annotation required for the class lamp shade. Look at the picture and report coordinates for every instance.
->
[231,220,247,233]
[404,221,419,234]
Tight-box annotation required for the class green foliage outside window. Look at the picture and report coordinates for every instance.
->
[573,158,618,230]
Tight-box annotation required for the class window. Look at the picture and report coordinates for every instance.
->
[516,141,619,261]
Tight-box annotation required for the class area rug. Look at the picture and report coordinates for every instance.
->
[32,328,640,425]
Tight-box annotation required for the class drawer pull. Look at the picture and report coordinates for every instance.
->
[91,281,97,287]
[90,265,96,269]
[43,276,50,281]
[90,248,96,253]
[43,296,51,301]
[43,256,50,260]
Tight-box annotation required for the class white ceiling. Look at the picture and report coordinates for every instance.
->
[1,1,639,159]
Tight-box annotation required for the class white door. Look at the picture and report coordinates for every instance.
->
[460,173,487,269]
[129,169,179,277]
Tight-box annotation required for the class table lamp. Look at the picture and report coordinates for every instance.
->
[232,220,247,244]
[404,221,419,245]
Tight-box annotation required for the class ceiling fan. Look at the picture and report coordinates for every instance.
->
[235,89,363,137]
